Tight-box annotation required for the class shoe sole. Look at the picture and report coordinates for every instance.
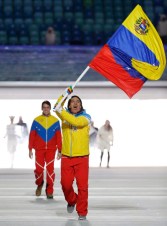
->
[78,216,86,220]
[47,196,53,199]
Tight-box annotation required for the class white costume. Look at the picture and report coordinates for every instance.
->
[6,124,17,153]
[4,122,18,168]
[97,121,113,168]
[97,126,113,152]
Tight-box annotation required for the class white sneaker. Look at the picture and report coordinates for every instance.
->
[78,215,86,220]
[67,204,75,213]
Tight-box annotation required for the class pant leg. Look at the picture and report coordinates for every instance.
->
[34,150,45,186]
[61,156,77,206]
[45,149,56,194]
[75,156,89,216]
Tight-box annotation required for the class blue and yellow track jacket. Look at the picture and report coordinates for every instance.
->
[56,109,91,157]
[29,115,62,151]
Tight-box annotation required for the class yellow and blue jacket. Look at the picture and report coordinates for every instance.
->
[56,109,91,157]
[29,115,62,151]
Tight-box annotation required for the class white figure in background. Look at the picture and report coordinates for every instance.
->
[96,120,113,168]
[16,116,28,144]
[4,116,18,168]
[89,121,98,150]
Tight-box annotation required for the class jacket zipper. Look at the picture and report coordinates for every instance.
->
[70,125,72,157]
[46,117,48,149]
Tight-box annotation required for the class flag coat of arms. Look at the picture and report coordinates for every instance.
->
[89,4,166,98]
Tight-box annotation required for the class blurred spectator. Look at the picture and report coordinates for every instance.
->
[157,14,167,44]
[16,116,28,144]
[4,116,18,168]
[96,120,113,168]
[45,26,56,45]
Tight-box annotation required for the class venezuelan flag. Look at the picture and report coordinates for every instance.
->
[89,5,166,98]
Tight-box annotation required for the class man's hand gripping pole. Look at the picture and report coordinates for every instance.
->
[53,66,90,112]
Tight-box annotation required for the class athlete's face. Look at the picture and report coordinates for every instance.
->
[42,104,51,116]
[69,97,82,114]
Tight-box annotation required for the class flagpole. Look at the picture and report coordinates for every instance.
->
[53,66,90,111]
[71,66,90,89]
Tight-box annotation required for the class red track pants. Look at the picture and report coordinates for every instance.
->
[34,149,56,194]
[61,156,89,216]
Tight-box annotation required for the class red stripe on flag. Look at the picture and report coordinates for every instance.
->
[89,44,145,98]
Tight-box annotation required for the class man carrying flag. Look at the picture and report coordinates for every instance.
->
[53,4,166,220]
[54,92,91,221]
